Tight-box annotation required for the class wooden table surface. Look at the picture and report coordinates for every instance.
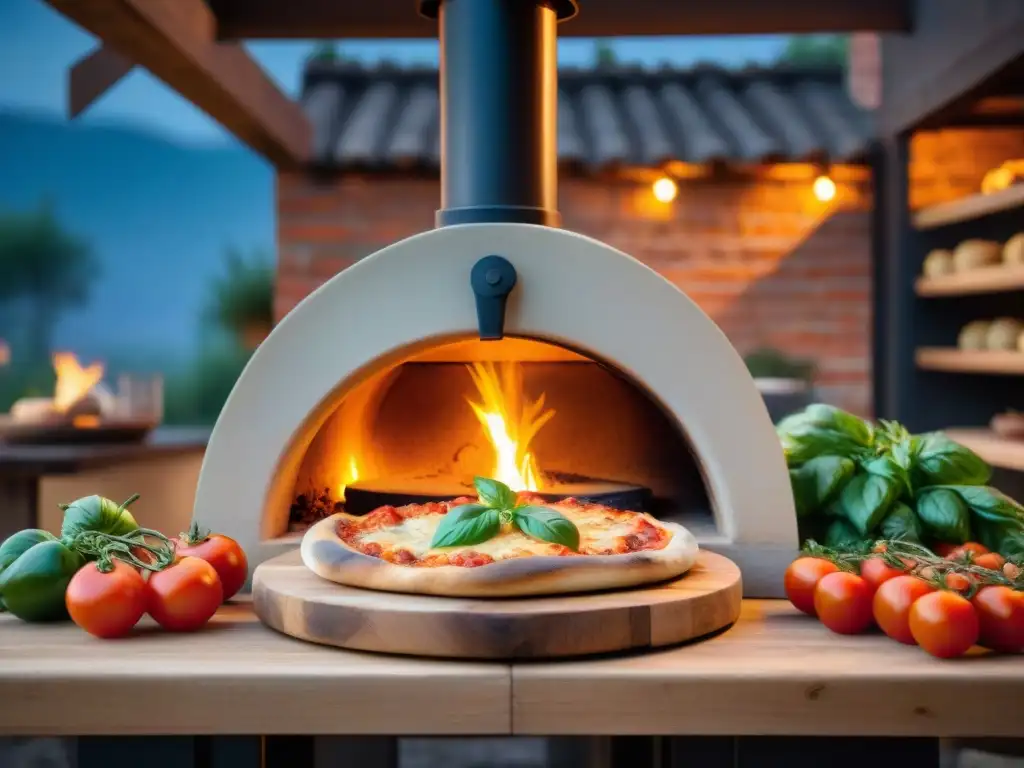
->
[0,600,1022,738]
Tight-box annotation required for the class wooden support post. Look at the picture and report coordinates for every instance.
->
[68,45,135,118]
[45,0,311,168]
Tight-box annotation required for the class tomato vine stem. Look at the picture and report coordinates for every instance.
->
[801,538,1024,598]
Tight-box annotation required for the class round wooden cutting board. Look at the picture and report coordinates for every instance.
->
[253,550,742,659]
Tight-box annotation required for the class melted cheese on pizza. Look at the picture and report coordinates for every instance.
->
[336,496,671,568]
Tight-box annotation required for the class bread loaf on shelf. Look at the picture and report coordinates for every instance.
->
[923,248,955,277]
[1004,232,1024,266]
[953,239,1002,271]
[986,318,1024,351]
[958,320,992,350]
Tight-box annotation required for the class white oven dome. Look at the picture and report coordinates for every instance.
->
[193,222,798,596]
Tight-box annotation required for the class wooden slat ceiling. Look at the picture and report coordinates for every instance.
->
[207,0,913,39]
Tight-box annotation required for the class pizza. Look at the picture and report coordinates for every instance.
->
[300,492,698,597]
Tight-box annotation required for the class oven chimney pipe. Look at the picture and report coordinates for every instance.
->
[419,0,578,228]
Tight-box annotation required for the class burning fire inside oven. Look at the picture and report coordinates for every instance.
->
[465,362,553,493]
[288,344,711,535]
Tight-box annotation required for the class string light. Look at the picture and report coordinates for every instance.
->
[652,176,678,203]
[813,174,837,203]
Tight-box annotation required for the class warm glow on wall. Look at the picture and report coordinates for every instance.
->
[652,176,678,203]
[813,175,837,202]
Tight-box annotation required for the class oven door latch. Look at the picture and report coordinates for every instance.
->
[470,255,517,341]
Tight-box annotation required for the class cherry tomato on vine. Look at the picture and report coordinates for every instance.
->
[175,523,248,601]
[146,556,223,632]
[814,571,874,635]
[65,560,147,639]
[784,557,839,616]
[943,572,973,594]
[946,542,990,562]
[860,556,904,594]
[872,575,935,645]
[909,590,979,658]
[933,542,958,558]
[972,586,1024,653]
[974,553,1006,571]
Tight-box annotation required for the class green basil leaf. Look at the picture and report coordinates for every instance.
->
[829,471,899,535]
[915,487,971,544]
[862,454,912,499]
[941,485,1024,527]
[777,404,874,447]
[911,433,992,488]
[473,477,518,510]
[975,518,1024,558]
[513,505,580,551]
[879,501,923,544]
[779,426,869,467]
[824,518,863,548]
[891,437,914,472]
[790,455,855,517]
[429,504,501,548]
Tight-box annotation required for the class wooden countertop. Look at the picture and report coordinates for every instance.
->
[0,600,1022,737]
[0,427,210,475]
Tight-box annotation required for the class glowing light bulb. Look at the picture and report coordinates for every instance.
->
[652,176,678,203]
[813,175,836,203]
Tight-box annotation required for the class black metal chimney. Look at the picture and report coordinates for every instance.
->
[419,0,578,228]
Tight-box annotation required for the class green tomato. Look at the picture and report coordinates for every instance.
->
[59,494,140,540]
[0,540,84,622]
[0,529,59,574]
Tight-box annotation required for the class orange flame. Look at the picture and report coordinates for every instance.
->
[466,362,554,492]
[52,352,104,412]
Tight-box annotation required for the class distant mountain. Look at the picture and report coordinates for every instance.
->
[0,109,274,370]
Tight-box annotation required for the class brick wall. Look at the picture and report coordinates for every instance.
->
[275,129,1024,419]
[277,171,875,415]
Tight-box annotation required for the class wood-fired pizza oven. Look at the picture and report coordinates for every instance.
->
[192,0,798,597]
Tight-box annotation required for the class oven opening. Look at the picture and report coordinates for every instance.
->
[279,336,714,540]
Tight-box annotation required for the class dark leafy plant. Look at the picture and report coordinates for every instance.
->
[744,347,816,382]
[778,35,850,68]
[0,204,100,366]
[203,248,274,338]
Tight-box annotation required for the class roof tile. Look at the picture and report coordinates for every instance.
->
[301,62,873,169]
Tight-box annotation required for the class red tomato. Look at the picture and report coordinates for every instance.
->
[814,571,874,635]
[909,591,980,658]
[946,542,990,561]
[860,556,903,593]
[872,575,935,645]
[933,542,958,558]
[146,556,223,632]
[944,572,975,594]
[972,586,1024,653]
[176,528,249,601]
[784,557,839,616]
[65,560,147,639]
[974,553,1006,571]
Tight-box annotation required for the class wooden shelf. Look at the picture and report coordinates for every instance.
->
[915,348,1024,374]
[916,265,1024,297]
[945,428,1024,471]
[913,184,1024,230]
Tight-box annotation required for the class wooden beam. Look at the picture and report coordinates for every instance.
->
[68,45,135,118]
[45,0,310,168]
[208,0,913,39]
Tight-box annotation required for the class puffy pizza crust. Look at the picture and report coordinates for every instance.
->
[300,512,699,597]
